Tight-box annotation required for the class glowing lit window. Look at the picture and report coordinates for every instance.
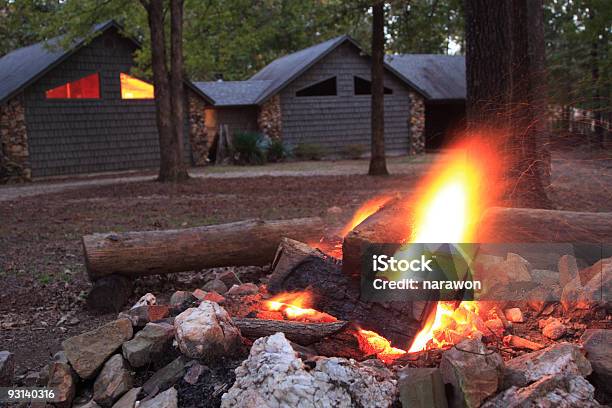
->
[45,73,100,99]
[120,73,154,99]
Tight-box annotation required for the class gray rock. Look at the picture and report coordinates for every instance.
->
[562,258,611,312]
[142,357,187,397]
[122,322,174,368]
[226,283,259,296]
[183,362,207,385]
[169,291,197,307]
[139,387,177,408]
[217,270,242,288]
[174,301,241,361]
[202,279,228,295]
[119,305,170,327]
[93,354,133,407]
[398,367,448,408]
[482,375,600,407]
[111,387,141,408]
[581,329,612,396]
[559,254,579,287]
[541,318,567,340]
[47,351,78,408]
[221,332,397,408]
[503,342,592,388]
[0,350,15,386]
[62,319,133,379]
[439,337,504,408]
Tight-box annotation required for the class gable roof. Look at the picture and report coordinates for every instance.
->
[194,80,272,107]
[0,20,214,105]
[385,54,466,101]
[248,35,428,105]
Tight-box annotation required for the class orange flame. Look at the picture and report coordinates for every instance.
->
[263,292,337,323]
[339,195,393,238]
[407,137,501,352]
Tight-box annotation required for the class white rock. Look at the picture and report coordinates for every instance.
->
[504,308,524,323]
[132,293,156,309]
[482,375,600,407]
[221,333,397,408]
[503,342,592,388]
[174,301,241,360]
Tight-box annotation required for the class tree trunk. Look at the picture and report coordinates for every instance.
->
[166,0,189,181]
[505,0,551,208]
[368,1,389,176]
[82,217,326,280]
[142,0,188,182]
[464,0,512,130]
[465,0,551,208]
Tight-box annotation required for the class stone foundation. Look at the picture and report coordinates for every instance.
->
[408,92,425,154]
[257,95,282,140]
[0,96,31,183]
[188,92,211,166]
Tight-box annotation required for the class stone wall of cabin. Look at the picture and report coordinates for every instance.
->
[0,96,31,183]
[188,91,210,166]
[409,91,425,154]
[258,95,282,140]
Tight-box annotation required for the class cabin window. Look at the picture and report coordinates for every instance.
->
[45,73,100,99]
[353,76,393,95]
[296,77,337,97]
[120,73,154,99]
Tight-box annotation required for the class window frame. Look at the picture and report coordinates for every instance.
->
[44,72,102,101]
[119,72,155,100]
[295,76,338,98]
[353,75,393,96]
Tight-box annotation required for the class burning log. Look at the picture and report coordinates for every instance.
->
[232,318,347,346]
[268,238,426,346]
[503,335,544,351]
[479,207,612,243]
[83,217,325,281]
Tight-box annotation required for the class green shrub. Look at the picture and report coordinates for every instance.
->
[232,132,266,165]
[342,143,367,159]
[293,143,324,160]
[267,138,288,162]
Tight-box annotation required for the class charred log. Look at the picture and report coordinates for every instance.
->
[268,238,426,346]
[232,318,347,346]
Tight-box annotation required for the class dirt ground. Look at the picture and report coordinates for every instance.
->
[0,149,610,376]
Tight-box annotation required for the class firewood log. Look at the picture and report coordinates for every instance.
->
[83,217,325,281]
[232,318,347,345]
[479,207,612,243]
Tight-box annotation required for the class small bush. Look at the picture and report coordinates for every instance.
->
[293,143,324,160]
[342,143,367,159]
[267,138,288,162]
[232,132,266,165]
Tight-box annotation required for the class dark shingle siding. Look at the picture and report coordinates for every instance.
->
[23,31,191,177]
[280,42,412,155]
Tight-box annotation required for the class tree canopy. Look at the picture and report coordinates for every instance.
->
[0,0,608,111]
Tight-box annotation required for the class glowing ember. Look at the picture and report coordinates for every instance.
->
[356,329,406,362]
[407,301,485,352]
[263,292,337,323]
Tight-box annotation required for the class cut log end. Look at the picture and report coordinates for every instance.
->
[87,274,133,313]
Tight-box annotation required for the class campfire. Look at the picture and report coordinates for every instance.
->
[34,137,609,408]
